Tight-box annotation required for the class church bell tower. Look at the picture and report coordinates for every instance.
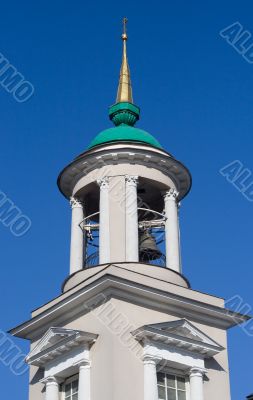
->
[10,19,249,400]
[60,17,190,278]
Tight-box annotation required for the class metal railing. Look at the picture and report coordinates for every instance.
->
[85,250,166,268]
[85,251,99,267]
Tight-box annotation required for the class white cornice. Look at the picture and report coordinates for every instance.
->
[9,275,250,340]
[57,145,191,200]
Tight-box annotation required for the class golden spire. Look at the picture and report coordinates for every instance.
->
[116,17,133,103]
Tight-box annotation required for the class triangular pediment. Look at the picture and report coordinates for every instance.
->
[26,327,98,366]
[132,319,224,357]
[28,327,79,359]
[148,319,220,347]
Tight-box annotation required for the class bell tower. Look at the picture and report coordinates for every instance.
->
[9,19,250,400]
[58,18,191,279]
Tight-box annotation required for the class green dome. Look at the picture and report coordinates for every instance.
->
[88,125,162,149]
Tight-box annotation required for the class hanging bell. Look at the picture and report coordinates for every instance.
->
[139,230,161,262]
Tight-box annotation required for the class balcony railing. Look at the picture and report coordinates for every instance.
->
[85,251,166,268]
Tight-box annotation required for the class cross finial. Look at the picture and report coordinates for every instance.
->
[116,17,133,103]
[122,17,128,40]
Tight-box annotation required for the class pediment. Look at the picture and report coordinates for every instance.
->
[132,319,224,357]
[26,327,98,366]
[27,328,78,359]
[149,319,220,346]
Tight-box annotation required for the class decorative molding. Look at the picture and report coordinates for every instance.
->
[132,319,224,358]
[97,176,109,189]
[163,188,179,201]
[28,327,75,358]
[125,175,138,186]
[142,340,205,371]
[74,358,91,368]
[40,376,62,386]
[142,354,162,365]
[9,274,250,340]
[70,197,83,208]
[26,327,98,367]
[58,146,191,200]
[189,367,207,378]
[148,319,222,347]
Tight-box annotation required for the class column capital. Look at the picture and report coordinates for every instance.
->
[125,175,138,186]
[142,354,162,365]
[70,196,83,209]
[189,367,207,378]
[73,358,91,368]
[97,176,109,188]
[163,188,179,201]
[40,375,61,386]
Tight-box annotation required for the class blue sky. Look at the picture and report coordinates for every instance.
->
[0,0,252,398]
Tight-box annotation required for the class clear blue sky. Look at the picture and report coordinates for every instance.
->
[0,0,252,398]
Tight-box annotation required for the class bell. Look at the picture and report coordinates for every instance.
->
[139,230,161,261]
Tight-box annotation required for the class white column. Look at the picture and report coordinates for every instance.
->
[70,197,84,275]
[143,355,160,400]
[125,175,139,262]
[189,367,206,400]
[97,177,110,264]
[163,188,180,272]
[78,360,91,400]
[44,377,59,400]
